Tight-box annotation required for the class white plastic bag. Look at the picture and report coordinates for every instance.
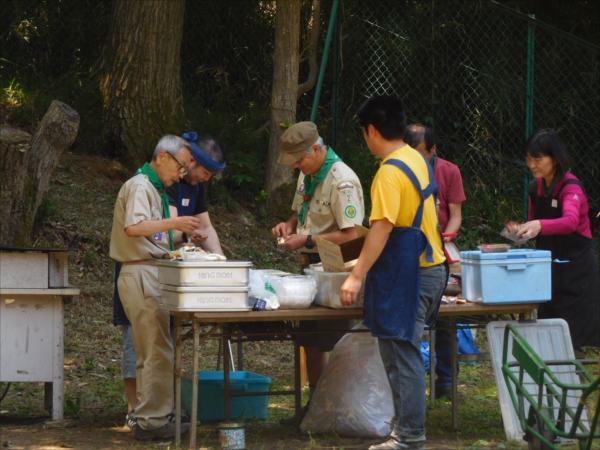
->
[248,270,279,310]
[300,323,394,438]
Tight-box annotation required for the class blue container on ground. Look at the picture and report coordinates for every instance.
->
[181,370,271,421]
[460,249,551,304]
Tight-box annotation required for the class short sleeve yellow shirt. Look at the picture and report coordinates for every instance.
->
[370,145,445,267]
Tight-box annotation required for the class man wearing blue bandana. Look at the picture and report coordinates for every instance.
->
[167,132,226,254]
[272,121,365,426]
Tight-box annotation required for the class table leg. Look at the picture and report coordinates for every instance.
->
[52,295,64,420]
[450,317,458,430]
[190,320,200,449]
[175,317,182,448]
[294,336,302,417]
[223,328,231,421]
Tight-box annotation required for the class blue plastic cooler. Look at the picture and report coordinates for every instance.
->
[460,249,551,304]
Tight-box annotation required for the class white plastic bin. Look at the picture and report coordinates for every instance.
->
[304,263,364,309]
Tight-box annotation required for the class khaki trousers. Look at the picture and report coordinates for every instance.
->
[118,264,173,430]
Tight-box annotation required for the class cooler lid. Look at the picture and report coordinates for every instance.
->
[460,249,551,260]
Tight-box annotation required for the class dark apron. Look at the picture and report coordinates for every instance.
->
[364,158,443,340]
[530,179,600,348]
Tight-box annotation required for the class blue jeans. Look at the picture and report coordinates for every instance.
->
[378,264,447,441]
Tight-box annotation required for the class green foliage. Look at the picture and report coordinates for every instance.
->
[83,355,96,372]
[64,395,83,416]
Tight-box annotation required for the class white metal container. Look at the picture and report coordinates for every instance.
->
[156,260,252,287]
[159,284,251,311]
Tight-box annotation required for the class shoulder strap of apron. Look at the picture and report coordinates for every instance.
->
[384,156,439,262]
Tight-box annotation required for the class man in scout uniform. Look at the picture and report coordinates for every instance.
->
[114,132,227,431]
[272,121,365,425]
[110,135,200,441]
[340,96,447,450]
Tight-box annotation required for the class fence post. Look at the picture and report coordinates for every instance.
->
[331,9,341,149]
[310,0,341,123]
[523,16,535,222]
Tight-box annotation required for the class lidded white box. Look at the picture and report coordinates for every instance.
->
[460,249,551,304]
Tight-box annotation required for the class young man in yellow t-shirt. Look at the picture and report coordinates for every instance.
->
[340,96,447,450]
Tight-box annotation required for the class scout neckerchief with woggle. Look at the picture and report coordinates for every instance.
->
[298,147,342,226]
[364,154,444,340]
[135,162,175,251]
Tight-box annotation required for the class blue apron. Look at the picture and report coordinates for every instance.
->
[364,158,440,340]
[177,182,201,217]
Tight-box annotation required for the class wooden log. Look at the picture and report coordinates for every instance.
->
[0,101,79,245]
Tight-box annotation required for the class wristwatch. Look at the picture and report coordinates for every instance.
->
[305,235,315,249]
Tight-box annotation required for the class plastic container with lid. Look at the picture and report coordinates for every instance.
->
[267,275,317,309]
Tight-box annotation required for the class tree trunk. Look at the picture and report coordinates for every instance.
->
[0,101,80,245]
[265,0,302,218]
[98,0,186,167]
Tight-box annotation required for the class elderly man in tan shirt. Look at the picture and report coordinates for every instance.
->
[272,122,365,426]
[110,135,200,441]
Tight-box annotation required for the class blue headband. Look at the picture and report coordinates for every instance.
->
[182,132,226,173]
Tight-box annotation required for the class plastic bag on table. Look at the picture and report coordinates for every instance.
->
[248,270,279,310]
[300,323,394,438]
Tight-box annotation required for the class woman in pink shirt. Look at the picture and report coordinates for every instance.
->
[517,128,599,351]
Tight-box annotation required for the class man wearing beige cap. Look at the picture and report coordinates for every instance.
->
[272,121,365,426]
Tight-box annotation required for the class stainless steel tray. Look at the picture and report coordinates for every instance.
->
[156,260,252,287]
[158,284,251,311]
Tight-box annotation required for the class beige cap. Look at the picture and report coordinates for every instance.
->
[277,122,319,165]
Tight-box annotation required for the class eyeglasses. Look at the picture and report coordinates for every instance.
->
[167,152,189,175]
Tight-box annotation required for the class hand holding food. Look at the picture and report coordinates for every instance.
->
[515,220,542,241]
[174,216,201,234]
[190,230,208,245]
[272,222,294,238]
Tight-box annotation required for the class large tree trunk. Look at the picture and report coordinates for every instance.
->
[0,101,80,245]
[265,0,302,218]
[98,0,186,167]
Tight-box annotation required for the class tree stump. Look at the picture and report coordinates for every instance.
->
[0,101,80,245]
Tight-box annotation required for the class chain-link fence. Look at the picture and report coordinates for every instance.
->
[315,0,600,239]
[2,0,598,239]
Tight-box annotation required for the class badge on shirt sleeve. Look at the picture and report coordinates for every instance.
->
[182,198,190,206]
[345,205,357,218]
[337,182,355,192]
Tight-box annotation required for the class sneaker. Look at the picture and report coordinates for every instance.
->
[434,385,452,400]
[134,421,190,441]
[167,409,191,424]
[279,402,310,427]
[125,409,137,430]
[369,436,427,450]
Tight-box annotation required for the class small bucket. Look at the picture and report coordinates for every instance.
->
[218,422,246,450]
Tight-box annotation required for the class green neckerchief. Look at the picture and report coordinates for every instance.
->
[135,162,175,251]
[299,147,342,226]
[430,153,438,170]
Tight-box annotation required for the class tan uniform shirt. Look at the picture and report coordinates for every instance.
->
[292,161,365,252]
[110,174,172,262]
